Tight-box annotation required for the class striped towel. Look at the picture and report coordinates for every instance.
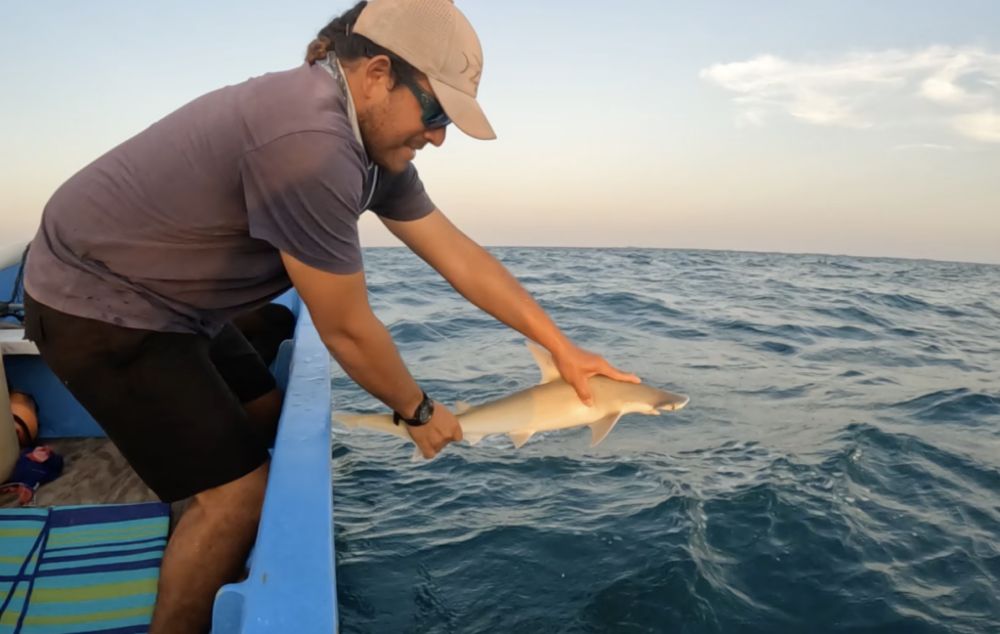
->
[0,503,168,634]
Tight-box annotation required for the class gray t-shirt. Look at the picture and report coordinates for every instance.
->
[25,62,434,336]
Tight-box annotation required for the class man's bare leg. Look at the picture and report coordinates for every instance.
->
[150,462,269,634]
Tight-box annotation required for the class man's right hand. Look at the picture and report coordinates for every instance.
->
[406,402,463,459]
[281,252,462,459]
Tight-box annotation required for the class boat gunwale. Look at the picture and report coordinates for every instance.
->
[213,302,337,633]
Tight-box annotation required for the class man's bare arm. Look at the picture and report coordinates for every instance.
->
[382,210,639,405]
[281,251,462,456]
[382,210,572,353]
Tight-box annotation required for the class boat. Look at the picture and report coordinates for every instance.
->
[0,240,338,632]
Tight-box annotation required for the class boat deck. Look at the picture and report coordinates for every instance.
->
[0,437,159,508]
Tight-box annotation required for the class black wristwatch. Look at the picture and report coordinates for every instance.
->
[393,392,434,427]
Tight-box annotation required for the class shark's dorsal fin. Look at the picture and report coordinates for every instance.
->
[509,430,535,449]
[589,413,624,447]
[526,340,561,384]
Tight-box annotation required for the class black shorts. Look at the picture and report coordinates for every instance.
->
[23,294,275,502]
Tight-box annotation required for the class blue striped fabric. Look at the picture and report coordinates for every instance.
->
[0,503,168,634]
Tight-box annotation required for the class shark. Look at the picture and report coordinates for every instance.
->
[335,341,689,458]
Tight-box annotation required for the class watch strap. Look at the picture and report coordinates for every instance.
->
[393,391,432,426]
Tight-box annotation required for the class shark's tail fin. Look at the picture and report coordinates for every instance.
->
[334,412,411,440]
[336,412,441,463]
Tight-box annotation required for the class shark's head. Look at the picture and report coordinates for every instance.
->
[589,377,689,416]
[584,377,689,447]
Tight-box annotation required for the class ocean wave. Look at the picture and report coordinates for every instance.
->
[712,319,814,342]
[890,389,1000,423]
[811,305,893,329]
[573,291,689,320]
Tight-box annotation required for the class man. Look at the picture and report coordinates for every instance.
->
[23,0,639,632]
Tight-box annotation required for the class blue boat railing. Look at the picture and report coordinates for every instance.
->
[213,299,338,633]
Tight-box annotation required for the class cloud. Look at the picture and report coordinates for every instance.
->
[892,143,956,152]
[701,46,1000,143]
[953,110,1000,142]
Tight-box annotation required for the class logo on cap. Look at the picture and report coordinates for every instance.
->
[462,52,483,88]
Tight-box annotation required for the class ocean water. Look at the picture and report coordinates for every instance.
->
[330,248,1000,634]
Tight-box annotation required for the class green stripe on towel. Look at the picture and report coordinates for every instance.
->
[0,503,168,634]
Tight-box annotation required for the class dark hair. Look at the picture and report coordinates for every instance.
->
[306,1,418,86]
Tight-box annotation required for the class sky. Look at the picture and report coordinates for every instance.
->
[1,1,998,264]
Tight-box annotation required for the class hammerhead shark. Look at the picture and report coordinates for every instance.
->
[335,342,689,457]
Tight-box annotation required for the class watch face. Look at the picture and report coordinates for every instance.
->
[417,398,434,424]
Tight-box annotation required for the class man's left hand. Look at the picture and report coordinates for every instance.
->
[550,343,641,407]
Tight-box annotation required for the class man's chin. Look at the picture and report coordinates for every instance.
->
[373,156,411,175]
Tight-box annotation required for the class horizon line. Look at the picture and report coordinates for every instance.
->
[2,238,997,270]
[361,244,1000,268]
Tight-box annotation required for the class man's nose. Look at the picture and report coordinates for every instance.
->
[424,126,447,147]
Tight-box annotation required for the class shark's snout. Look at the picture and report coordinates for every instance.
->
[656,393,690,412]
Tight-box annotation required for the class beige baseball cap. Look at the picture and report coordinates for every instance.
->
[354,0,496,140]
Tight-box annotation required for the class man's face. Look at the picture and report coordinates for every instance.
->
[359,73,447,173]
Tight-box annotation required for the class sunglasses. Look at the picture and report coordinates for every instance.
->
[400,76,452,130]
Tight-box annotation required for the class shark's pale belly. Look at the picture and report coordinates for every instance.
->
[457,382,610,435]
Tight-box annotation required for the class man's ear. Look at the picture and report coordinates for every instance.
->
[361,55,396,95]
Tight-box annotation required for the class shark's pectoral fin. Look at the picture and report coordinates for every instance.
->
[526,340,561,384]
[509,430,536,448]
[589,413,624,447]
[465,433,487,446]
